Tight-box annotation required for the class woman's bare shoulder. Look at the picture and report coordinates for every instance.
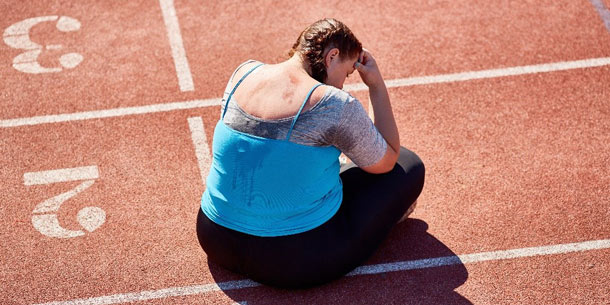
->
[229,60,263,85]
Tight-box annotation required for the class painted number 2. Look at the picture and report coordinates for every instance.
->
[23,166,106,238]
[3,16,83,74]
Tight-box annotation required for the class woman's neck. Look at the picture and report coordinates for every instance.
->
[284,54,312,77]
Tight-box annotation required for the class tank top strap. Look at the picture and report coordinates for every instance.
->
[221,62,264,119]
[229,60,257,82]
[286,83,324,141]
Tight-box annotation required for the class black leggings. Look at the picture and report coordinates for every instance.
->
[196,146,425,288]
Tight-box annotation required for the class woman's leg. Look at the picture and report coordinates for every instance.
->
[337,145,425,245]
[261,146,426,287]
[339,146,425,219]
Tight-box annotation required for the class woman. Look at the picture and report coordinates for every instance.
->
[196,18,425,288]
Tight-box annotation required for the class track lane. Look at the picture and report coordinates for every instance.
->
[2,66,608,304]
[0,0,196,119]
[176,0,610,99]
[35,245,610,304]
[385,66,610,256]
[2,0,610,304]
[0,108,217,305]
[2,0,608,119]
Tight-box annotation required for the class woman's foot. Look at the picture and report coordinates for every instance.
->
[398,200,418,223]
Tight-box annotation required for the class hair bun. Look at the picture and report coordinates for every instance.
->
[289,18,362,82]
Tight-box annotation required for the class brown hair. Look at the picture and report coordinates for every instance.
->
[289,18,362,82]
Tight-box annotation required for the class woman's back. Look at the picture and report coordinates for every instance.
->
[229,60,327,121]
[204,61,345,236]
[221,60,388,160]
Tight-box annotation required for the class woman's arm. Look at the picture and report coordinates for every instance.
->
[355,49,400,173]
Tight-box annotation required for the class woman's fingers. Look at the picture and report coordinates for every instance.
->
[358,49,377,70]
[361,49,377,68]
[355,48,384,88]
[355,60,368,73]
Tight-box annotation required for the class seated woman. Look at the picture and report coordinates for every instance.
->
[196,18,425,288]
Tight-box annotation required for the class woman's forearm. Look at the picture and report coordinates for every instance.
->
[369,82,400,153]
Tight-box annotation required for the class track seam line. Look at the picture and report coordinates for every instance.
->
[33,238,610,305]
[2,56,610,129]
[0,98,220,128]
[187,117,212,186]
[159,0,194,92]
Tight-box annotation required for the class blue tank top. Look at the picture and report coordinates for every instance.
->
[201,63,343,237]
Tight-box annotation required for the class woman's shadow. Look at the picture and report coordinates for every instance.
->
[207,218,473,304]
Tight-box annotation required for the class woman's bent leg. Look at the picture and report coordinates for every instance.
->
[340,146,425,220]
[336,146,425,261]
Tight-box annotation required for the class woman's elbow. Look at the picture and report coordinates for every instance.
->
[360,146,399,174]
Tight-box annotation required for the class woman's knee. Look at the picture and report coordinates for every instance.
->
[397,146,425,181]
[394,146,425,201]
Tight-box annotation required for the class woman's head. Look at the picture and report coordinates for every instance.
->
[289,18,362,88]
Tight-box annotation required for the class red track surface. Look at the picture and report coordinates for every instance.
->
[1,0,609,304]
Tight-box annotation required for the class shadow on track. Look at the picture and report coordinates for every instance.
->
[206,218,472,304]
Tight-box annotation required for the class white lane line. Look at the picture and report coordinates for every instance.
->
[187,117,212,185]
[590,0,610,32]
[344,56,610,91]
[3,57,610,129]
[34,238,610,305]
[34,280,261,305]
[24,166,99,186]
[0,98,220,128]
[159,0,194,92]
[347,238,610,276]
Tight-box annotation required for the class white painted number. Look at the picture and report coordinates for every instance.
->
[3,15,83,74]
[23,165,106,238]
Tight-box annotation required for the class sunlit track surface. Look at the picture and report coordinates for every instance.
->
[34,239,610,305]
[1,0,610,304]
[2,57,610,128]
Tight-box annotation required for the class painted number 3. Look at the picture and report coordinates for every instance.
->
[3,16,83,73]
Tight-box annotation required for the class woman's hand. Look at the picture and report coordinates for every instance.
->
[354,49,385,89]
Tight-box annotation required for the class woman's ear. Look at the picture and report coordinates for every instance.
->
[324,48,340,68]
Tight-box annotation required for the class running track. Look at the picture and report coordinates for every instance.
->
[1,0,609,304]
